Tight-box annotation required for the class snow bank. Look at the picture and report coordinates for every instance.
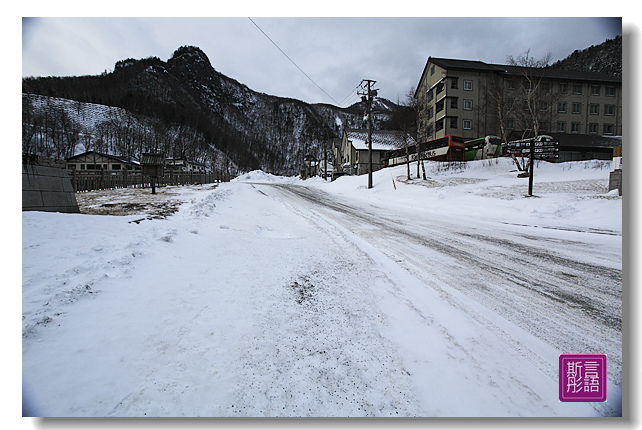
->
[233,170,295,184]
[306,158,620,235]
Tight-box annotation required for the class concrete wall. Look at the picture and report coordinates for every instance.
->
[23,157,80,213]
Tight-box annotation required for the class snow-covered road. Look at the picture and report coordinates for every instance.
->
[22,161,622,417]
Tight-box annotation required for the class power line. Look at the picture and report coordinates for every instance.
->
[248,17,340,105]
[338,82,363,107]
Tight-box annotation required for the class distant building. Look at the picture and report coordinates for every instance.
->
[66,151,141,171]
[339,129,414,175]
[165,158,207,173]
[415,57,622,145]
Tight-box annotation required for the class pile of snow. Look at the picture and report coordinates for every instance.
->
[233,170,294,184]
[304,158,619,235]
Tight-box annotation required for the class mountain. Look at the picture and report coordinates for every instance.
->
[549,35,622,77]
[22,46,403,175]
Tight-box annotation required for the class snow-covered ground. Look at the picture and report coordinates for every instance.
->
[22,158,622,418]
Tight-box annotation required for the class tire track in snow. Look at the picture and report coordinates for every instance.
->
[264,183,621,416]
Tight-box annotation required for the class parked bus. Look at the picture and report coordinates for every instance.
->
[464,136,502,161]
[384,135,466,167]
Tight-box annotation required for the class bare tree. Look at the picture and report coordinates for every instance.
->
[506,49,553,138]
[484,73,515,147]
[394,86,419,180]
[504,50,562,171]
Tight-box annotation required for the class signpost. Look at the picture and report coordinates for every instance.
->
[506,138,559,196]
[141,153,165,194]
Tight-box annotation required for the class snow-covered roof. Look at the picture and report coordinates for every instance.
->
[66,151,140,165]
[345,129,413,151]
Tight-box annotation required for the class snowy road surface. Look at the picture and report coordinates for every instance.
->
[22,161,622,417]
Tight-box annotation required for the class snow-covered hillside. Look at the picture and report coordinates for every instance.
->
[23,94,236,173]
[22,159,622,418]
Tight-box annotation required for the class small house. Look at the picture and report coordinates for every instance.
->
[66,151,141,172]
[339,129,412,175]
[165,158,207,173]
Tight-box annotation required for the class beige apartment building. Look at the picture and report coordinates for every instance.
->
[415,57,622,144]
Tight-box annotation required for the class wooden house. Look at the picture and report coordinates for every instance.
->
[339,129,412,175]
[66,151,141,172]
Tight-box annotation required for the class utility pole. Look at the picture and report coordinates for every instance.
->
[528,140,535,197]
[324,130,328,181]
[358,79,378,189]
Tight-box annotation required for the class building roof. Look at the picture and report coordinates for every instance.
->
[66,151,139,165]
[345,129,414,151]
[416,56,621,97]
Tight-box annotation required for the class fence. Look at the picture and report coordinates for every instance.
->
[69,169,231,193]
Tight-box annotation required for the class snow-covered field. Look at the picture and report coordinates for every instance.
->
[22,158,622,419]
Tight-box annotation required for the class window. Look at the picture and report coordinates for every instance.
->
[558,102,567,113]
[427,106,433,119]
[572,102,582,114]
[590,104,600,115]
[463,80,473,91]
[540,101,549,112]
[571,122,581,133]
[573,83,582,94]
[540,121,550,132]
[589,123,599,134]
[450,98,458,109]
[436,118,444,132]
[605,86,616,97]
[450,118,458,129]
[112,164,121,170]
[558,83,568,94]
[604,105,615,116]
[436,99,444,114]
[426,90,433,103]
[557,121,567,132]
[463,119,472,130]
[603,124,614,135]
[67,164,76,170]
[507,98,515,109]
[540,82,550,93]
[507,80,516,90]
[436,82,445,95]
[507,118,515,129]
[430,65,435,76]
[463,99,473,110]
[80,164,85,170]
[591,84,600,96]
[451,77,458,89]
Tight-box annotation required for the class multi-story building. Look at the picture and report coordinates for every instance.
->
[415,57,622,146]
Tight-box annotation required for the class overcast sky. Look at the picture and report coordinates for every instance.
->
[22,16,624,106]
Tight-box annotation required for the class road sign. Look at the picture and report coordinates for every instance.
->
[506,139,561,195]
[507,141,559,148]
[507,147,559,154]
